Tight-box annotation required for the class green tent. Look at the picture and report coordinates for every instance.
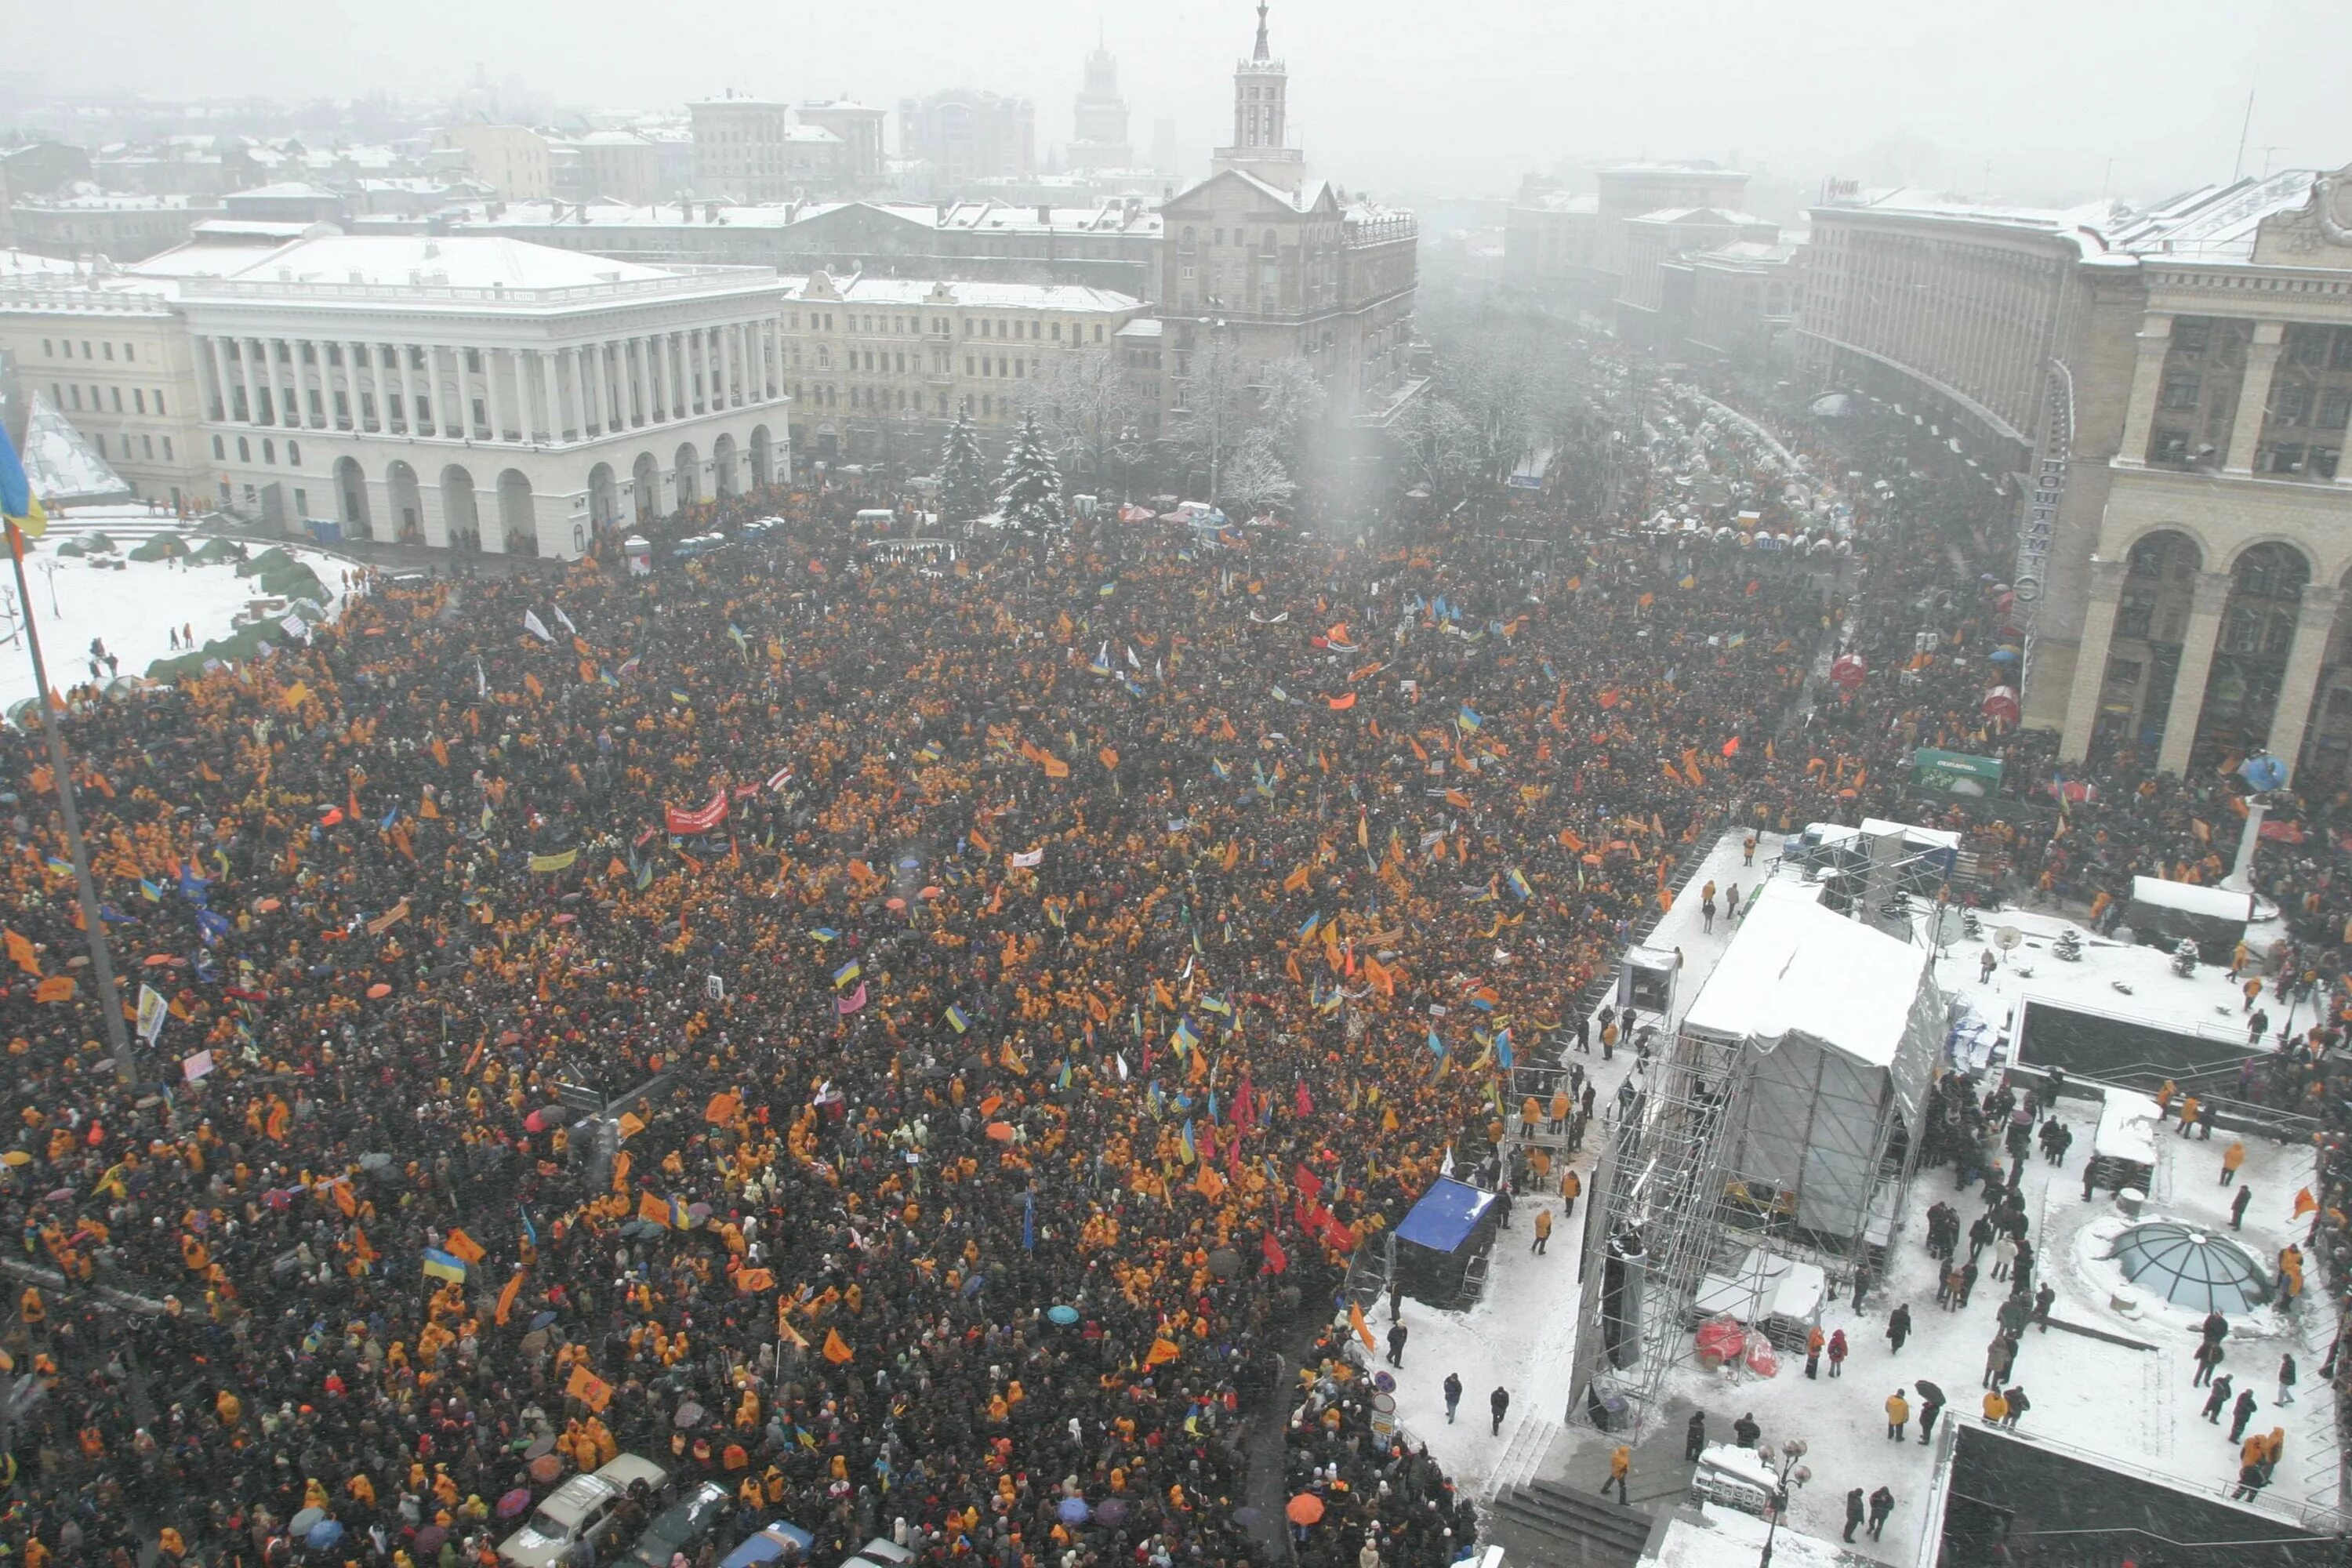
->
[128,531,189,561]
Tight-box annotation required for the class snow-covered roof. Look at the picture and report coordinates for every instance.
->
[1113,318,1163,339]
[1653,1504,1856,1568]
[2128,875,2253,924]
[2094,1088,2161,1167]
[1682,881,1932,1067]
[782,125,843,145]
[215,234,674,289]
[786,273,1142,313]
[0,250,80,279]
[2100,169,2320,262]
[234,181,340,201]
[1512,191,1598,215]
[20,391,130,505]
[1629,205,1772,227]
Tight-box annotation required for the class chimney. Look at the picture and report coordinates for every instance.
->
[1037,204,1051,226]
[704,201,720,222]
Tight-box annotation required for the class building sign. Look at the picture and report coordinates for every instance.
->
[1912,748,2005,797]
[2013,362,2074,695]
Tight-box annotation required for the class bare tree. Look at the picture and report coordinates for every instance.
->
[1220,432,1295,517]
[1253,358,1330,494]
[1035,346,1145,493]
[1388,394,1479,506]
[1168,330,1251,502]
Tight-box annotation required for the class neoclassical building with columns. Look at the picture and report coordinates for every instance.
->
[1802,166,2352,785]
[173,234,789,557]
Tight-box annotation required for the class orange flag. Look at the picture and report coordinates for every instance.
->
[1348,1300,1377,1352]
[33,975,74,1004]
[442,1229,486,1266]
[3,929,39,977]
[704,1091,741,1125]
[1145,1336,1182,1367]
[495,1269,525,1326]
[735,1267,776,1294]
[1283,864,1311,893]
[637,1191,670,1227]
[564,1363,614,1412]
[822,1327,855,1364]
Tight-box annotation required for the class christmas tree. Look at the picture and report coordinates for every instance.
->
[938,412,991,524]
[995,412,1065,535]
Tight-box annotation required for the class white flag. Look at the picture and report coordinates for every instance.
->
[136,984,169,1044]
[1009,848,1044,869]
[523,610,554,642]
[553,604,578,636]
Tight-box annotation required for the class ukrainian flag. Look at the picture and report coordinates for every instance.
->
[0,424,46,537]
[1210,758,1231,781]
[42,856,71,878]
[1426,1028,1446,1059]
[832,960,862,989]
[1171,1018,1200,1054]
[1296,910,1321,940]
[809,927,841,942]
[1457,704,1483,732]
[1679,573,1697,590]
[1198,993,1231,1017]
[1508,868,1534,901]
[422,1248,468,1283]
[946,1004,970,1034]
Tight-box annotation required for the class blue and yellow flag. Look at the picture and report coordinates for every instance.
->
[422,1248,468,1283]
[832,960,862,990]
[946,1004,970,1034]
[0,425,45,538]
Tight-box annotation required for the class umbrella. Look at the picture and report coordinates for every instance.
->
[1208,1247,1243,1279]
[1915,1379,1946,1405]
[1230,1508,1261,1529]
[1286,1494,1325,1526]
[985,1121,1015,1142]
[1096,1499,1129,1526]
[553,913,577,925]
[289,1508,324,1537]
[256,897,281,913]
[688,1202,713,1222]
[414,1526,449,1555]
[365,982,393,999]
[885,898,907,912]
[1980,686,2020,724]
[2,1151,28,1167]
[1057,1497,1091,1525]
[43,1187,71,1202]
[674,1400,706,1428]
[529,1309,558,1330]
[523,1435,555,1462]
[307,1520,345,1550]
[1047,1305,1080,1326]
[142,953,172,967]
[528,1454,563,1483]
[524,1109,554,1132]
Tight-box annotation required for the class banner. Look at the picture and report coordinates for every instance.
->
[136,984,169,1044]
[1009,848,1044,869]
[528,848,579,874]
[665,793,729,836]
[1911,748,2004,798]
[364,898,412,935]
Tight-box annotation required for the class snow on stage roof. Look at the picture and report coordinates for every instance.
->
[1394,1178,1495,1253]
[1682,880,1929,1067]
[2129,875,2253,924]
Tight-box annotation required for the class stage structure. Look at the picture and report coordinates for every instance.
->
[1566,879,1949,1439]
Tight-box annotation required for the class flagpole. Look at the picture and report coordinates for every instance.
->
[6,520,134,1085]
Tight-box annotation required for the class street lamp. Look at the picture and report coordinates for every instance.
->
[2221,750,2288,896]
[1752,1436,1809,1568]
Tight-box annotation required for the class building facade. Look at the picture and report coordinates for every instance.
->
[1799,168,2352,785]
[173,234,790,557]
[798,102,887,188]
[1156,5,1419,430]
[1067,45,1134,172]
[689,96,798,203]
[898,91,1036,195]
[1614,205,1779,335]
[0,270,212,510]
[434,125,554,201]
[10,193,222,263]
[779,269,1145,464]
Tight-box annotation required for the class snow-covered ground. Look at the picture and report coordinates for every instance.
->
[0,516,352,710]
[1377,829,1774,1488]
[1356,829,2335,1565]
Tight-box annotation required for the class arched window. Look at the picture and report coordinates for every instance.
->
[237,436,250,463]
[212,434,225,460]
[287,441,300,466]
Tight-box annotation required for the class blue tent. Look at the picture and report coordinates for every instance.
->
[1391,1178,1504,1307]
[1396,1178,1497,1251]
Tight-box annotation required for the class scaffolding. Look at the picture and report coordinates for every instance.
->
[1563,1022,1752,1439]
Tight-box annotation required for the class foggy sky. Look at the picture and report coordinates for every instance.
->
[17,0,2351,209]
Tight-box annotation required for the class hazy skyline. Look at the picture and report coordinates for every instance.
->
[13,0,2351,207]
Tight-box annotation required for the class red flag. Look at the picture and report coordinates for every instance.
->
[1294,1081,1314,1118]
[1294,1164,1323,1203]
[1233,1074,1255,1127]
[1261,1230,1289,1275]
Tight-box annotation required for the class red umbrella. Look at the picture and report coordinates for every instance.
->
[495,1489,532,1519]
[1286,1494,1325,1526]
[1828,653,1867,691]
[1981,685,2020,724]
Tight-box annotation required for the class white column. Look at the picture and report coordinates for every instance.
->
[622,339,641,427]
[260,339,285,426]
[510,350,532,441]
[540,350,562,444]
[2156,572,2237,776]
[2112,313,2175,469]
[483,347,504,443]
[2057,558,2128,763]
[394,343,413,435]
[595,341,617,432]
[2224,320,2286,476]
[652,332,673,421]
[2267,586,2342,779]
[717,325,735,411]
[205,336,232,423]
[566,347,589,440]
[238,337,261,426]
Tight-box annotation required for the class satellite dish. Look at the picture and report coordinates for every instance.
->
[1994,927,2024,951]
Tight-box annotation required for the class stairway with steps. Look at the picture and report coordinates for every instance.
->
[1485,1475,1653,1568]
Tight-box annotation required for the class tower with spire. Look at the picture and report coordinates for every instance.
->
[1068,30,1134,171]
[1210,0,1304,191]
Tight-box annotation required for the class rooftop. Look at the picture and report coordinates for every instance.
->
[786,270,1142,313]
[158,234,780,312]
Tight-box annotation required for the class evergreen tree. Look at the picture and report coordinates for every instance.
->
[995,412,1065,535]
[938,413,991,524]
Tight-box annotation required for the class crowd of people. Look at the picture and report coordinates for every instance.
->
[4,346,2351,1568]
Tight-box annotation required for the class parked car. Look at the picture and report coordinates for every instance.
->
[497,1454,668,1568]
[717,1520,815,1568]
[623,1479,733,1568]
[670,533,729,560]
[839,1538,916,1568]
